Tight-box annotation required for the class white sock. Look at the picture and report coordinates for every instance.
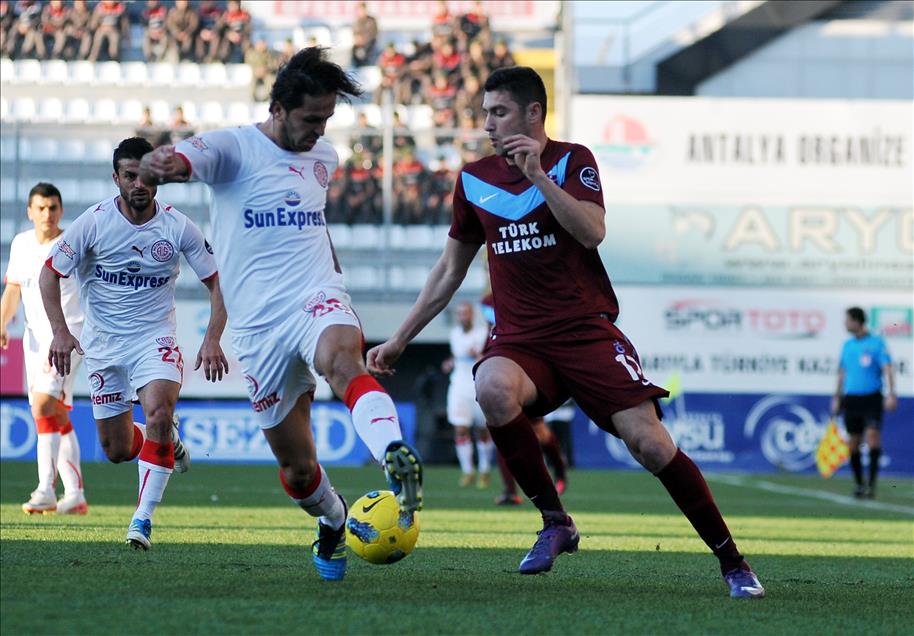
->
[287,465,346,529]
[58,429,84,495]
[134,461,172,521]
[476,439,494,474]
[455,438,475,474]
[36,432,61,495]
[349,391,403,463]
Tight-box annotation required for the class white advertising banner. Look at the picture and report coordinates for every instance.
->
[570,96,913,206]
[614,285,913,397]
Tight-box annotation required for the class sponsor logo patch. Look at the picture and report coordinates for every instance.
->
[89,372,104,391]
[189,136,208,151]
[580,166,601,191]
[151,239,174,262]
[56,239,75,259]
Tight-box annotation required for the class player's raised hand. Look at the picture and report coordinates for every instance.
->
[502,134,545,181]
[194,338,229,382]
[367,341,403,376]
[47,329,82,376]
[139,144,177,185]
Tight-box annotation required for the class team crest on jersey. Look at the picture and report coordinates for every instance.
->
[56,239,75,259]
[313,161,329,188]
[151,239,174,262]
[126,261,141,274]
[284,191,302,207]
[189,136,208,152]
[156,336,177,348]
[580,167,601,192]
[89,372,105,391]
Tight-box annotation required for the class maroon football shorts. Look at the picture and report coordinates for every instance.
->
[475,315,669,437]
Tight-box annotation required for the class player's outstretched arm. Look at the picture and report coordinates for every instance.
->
[0,283,22,349]
[139,145,190,186]
[195,274,230,382]
[367,238,480,375]
[39,265,82,375]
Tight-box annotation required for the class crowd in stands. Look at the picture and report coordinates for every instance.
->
[325,0,513,225]
[1,0,250,63]
[3,0,520,226]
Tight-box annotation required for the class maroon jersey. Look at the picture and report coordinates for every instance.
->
[449,139,616,338]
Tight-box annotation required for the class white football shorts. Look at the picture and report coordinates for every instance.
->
[447,379,485,428]
[232,287,361,429]
[23,328,82,407]
[84,333,184,419]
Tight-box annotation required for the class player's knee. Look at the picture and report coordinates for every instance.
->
[475,379,516,420]
[281,459,318,491]
[101,437,131,463]
[144,403,175,434]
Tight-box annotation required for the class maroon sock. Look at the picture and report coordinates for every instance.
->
[540,429,567,480]
[495,449,517,494]
[655,449,743,573]
[488,413,563,513]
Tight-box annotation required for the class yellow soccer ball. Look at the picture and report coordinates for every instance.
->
[345,490,420,564]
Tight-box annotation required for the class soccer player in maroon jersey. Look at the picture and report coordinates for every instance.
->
[368,66,765,598]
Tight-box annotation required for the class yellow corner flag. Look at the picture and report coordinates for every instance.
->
[816,418,850,478]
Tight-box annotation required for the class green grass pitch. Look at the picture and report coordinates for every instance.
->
[2,460,912,635]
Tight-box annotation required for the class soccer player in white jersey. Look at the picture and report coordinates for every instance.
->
[445,302,493,488]
[1,182,89,515]
[41,137,229,551]
[137,47,424,581]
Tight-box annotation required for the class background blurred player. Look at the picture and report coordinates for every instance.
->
[1,182,88,515]
[369,66,764,598]
[443,301,493,488]
[137,47,424,582]
[41,137,228,550]
[832,306,897,498]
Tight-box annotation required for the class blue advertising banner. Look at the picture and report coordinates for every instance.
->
[572,393,914,476]
[0,399,416,466]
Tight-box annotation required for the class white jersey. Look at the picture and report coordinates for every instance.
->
[175,127,341,335]
[449,324,488,386]
[47,197,217,355]
[5,229,83,342]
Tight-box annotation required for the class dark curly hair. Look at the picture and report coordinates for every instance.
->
[270,46,363,112]
[113,137,154,174]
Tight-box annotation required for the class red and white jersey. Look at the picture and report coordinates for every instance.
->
[46,197,217,354]
[449,324,488,385]
[4,229,84,342]
[175,127,342,335]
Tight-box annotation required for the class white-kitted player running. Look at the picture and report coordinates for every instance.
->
[445,301,493,488]
[1,182,88,515]
[138,47,424,582]
[41,137,229,550]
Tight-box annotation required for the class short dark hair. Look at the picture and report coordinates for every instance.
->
[113,137,154,174]
[484,66,547,123]
[847,307,866,325]
[270,46,363,112]
[28,182,62,206]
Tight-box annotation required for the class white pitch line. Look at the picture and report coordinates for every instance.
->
[709,474,914,516]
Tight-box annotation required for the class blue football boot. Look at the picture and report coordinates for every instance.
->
[723,563,766,598]
[311,494,348,581]
[126,517,152,551]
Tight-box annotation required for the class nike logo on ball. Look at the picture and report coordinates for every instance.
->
[362,497,386,513]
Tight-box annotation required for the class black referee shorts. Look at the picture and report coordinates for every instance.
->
[841,392,884,435]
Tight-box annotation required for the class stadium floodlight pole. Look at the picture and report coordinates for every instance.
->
[557,0,575,140]
[381,87,395,295]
